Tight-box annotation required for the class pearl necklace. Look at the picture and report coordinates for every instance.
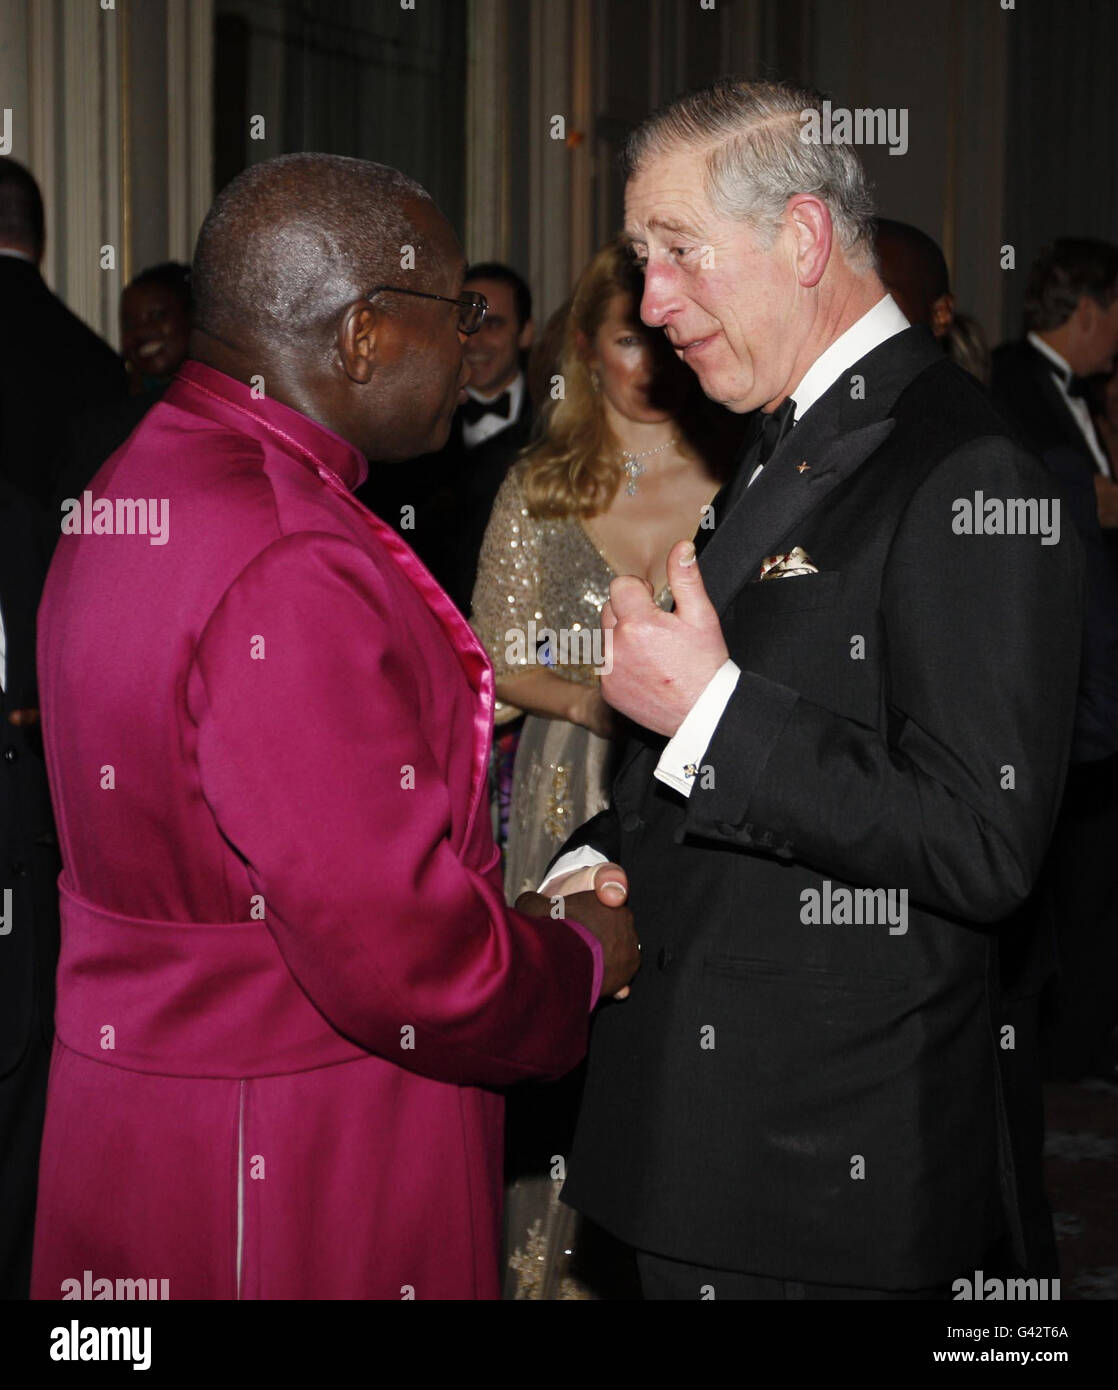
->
[620,436,676,495]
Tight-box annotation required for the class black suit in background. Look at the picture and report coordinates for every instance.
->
[992,341,1118,1088]
[357,386,534,615]
[553,328,1083,1294]
[0,257,126,511]
[991,339,1118,580]
[48,386,168,548]
[0,479,61,1298]
[443,401,534,615]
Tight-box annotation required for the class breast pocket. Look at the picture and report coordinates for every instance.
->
[732,569,843,616]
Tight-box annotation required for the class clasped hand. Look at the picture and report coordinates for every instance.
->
[517,862,638,1002]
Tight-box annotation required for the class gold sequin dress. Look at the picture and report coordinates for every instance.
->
[472,462,667,1300]
[473,464,619,901]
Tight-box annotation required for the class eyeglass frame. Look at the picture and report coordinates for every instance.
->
[363,285,488,335]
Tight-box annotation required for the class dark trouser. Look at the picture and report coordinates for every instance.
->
[636,1250,954,1300]
[0,1025,51,1299]
[996,992,1058,1278]
[1040,755,1118,1078]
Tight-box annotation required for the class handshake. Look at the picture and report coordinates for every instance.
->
[516,862,641,1003]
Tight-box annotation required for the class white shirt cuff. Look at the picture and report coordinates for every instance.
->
[653,659,742,798]
[538,847,609,896]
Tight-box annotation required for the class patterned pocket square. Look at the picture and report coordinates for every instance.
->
[758,546,819,580]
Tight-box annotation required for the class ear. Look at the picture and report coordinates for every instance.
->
[518,317,535,351]
[931,292,955,339]
[1074,294,1098,334]
[338,299,379,384]
[785,194,833,289]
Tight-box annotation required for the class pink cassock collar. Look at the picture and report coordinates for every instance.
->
[168,359,370,492]
[166,360,495,843]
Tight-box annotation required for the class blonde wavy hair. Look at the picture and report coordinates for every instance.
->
[520,240,650,519]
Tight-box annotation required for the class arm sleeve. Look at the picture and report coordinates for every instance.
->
[682,437,1085,923]
[538,847,609,895]
[654,659,742,795]
[542,803,624,885]
[186,531,596,1087]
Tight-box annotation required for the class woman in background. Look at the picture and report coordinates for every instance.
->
[472,238,740,1298]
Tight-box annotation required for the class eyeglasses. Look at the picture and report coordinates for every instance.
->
[364,285,488,335]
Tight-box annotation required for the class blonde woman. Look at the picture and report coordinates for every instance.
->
[473,240,735,903]
[471,240,737,1298]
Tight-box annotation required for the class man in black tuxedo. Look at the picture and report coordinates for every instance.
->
[992,243,1118,1094]
[0,477,61,1297]
[0,159,126,512]
[992,239,1118,574]
[533,79,1084,1298]
[357,261,535,613]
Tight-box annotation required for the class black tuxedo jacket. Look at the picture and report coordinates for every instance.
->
[446,397,535,613]
[0,478,60,1075]
[0,258,126,510]
[556,327,1084,1288]
[991,337,1118,715]
[991,339,1102,468]
[359,388,535,613]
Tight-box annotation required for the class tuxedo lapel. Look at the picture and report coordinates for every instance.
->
[1025,343,1094,459]
[610,420,895,791]
[699,416,896,615]
[610,325,941,798]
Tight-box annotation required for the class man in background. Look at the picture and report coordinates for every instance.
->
[992,240,1118,1100]
[993,238,1118,555]
[0,159,125,512]
[874,217,954,338]
[875,217,990,384]
[0,476,60,1298]
[50,263,194,524]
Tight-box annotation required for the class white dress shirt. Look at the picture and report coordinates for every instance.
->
[540,294,910,892]
[461,371,525,451]
[1026,331,1111,479]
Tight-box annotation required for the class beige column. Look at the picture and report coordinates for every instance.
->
[528,0,573,323]
[166,0,214,265]
[465,0,510,263]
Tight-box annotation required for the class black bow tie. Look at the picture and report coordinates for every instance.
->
[461,391,512,426]
[758,396,797,463]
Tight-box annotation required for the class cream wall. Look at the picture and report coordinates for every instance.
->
[0,0,212,351]
[470,0,1013,339]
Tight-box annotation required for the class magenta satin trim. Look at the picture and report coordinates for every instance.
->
[308,463,496,845]
[560,919,604,1009]
[170,360,370,490]
[168,360,494,840]
[53,877,371,1078]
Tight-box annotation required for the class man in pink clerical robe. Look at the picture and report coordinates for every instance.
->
[31,155,638,1300]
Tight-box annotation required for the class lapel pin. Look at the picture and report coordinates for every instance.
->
[796,461,810,474]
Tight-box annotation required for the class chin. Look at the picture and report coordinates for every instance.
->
[427,414,454,452]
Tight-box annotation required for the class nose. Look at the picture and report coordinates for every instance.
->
[640,262,680,330]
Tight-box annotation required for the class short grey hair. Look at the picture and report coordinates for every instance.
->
[623,79,877,272]
[193,153,434,345]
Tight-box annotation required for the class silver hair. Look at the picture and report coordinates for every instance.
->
[623,79,878,272]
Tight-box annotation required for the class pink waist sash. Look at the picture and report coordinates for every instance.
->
[54,877,371,1078]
